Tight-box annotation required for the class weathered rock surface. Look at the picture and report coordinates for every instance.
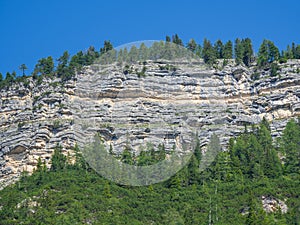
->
[1,59,300,188]
[0,77,75,188]
[262,195,288,213]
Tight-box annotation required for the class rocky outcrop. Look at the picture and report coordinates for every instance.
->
[0,77,75,188]
[262,196,288,213]
[0,59,300,188]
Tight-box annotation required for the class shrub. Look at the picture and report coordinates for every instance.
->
[270,63,279,77]
[18,122,26,129]
[279,57,288,64]
[53,120,61,129]
[137,66,147,78]
[36,75,43,85]
[251,72,260,80]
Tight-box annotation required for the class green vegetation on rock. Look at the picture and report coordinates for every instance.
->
[0,119,299,224]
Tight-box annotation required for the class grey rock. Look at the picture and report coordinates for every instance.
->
[262,195,288,214]
[0,60,300,189]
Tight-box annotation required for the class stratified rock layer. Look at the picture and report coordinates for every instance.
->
[1,59,300,188]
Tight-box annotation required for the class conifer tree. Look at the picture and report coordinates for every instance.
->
[282,119,300,174]
[246,194,268,225]
[187,39,197,52]
[234,38,244,65]
[294,44,300,59]
[258,122,282,178]
[139,43,148,61]
[57,51,71,80]
[241,38,254,66]
[172,34,183,46]
[202,38,217,65]
[19,64,27,76]
[100,40,113,55]
[51,145,67,171]
[165,35,171,42]
[223,40,233,59]
[33,56,54,76]
[214,39,224,59]
[5,72,14,83]
[257,39,280,67]
[12,71,17,79]
[128,45,139,63]
[188,155,199,185]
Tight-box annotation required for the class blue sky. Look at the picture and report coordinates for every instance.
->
[0,0,299,76]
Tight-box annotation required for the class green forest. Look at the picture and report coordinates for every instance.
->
[0,118,299,224]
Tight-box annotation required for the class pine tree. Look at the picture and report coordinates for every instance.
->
[213,152,233,181]
[33,57,54,76]
[139,42,148,61]
[51,145,67,171]
[246,194,268,225]
[19,64,27,76]
[122,147,134,165]
[103,181,112,198]
[5,72,14,83]
[57,51,71,79]
[269,41,280,62]
[157,143,166,161]
[100,40,113,55]
[194,137,202,162]
[258,122,282,178]
[172,34,183,46]
[257,39,280,67]
[187,39,197,52]
[294,44,300,59]
[241,38,254,66]
[85,46,99,65]
[223,40,233,59]
[12,71,17,79]
[261,117,271,131]
[284,44,293,59]
[57,51,69,67]
[36,157,43,171]
[282,119,300,174]
[69,52,84,72]
[199,133,221,172]
[202,38,217,65]
[257,40,269,67]
[195,44,202,57]
[234,38,244,65]
[188,155,199,185]
[214,39,224,59]
[270,62,279,77]
[165,35,171,42]
[292,42,296,58]
[123,47,128,62]
[117,49,123,63]
[246,134,263,178]
[128,45,139,63]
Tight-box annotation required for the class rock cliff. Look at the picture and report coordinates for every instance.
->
[1,59,300,188]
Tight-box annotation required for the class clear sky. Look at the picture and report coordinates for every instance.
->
[0,0,299,76]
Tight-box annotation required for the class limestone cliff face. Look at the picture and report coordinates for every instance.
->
[0,77,75,188]
[1,59,300,188]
